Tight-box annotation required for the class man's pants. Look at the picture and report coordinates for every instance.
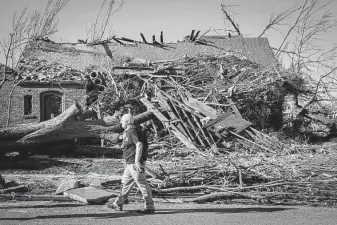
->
[114,164,154,210]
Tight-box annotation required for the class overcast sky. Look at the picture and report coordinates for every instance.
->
[0,0,336,64]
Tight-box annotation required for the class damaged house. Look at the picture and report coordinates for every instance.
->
[0,34,277,129]
[0,62,86,127]
[2,32,306,155]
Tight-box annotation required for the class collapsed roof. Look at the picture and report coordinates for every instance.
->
[17,35,277,83]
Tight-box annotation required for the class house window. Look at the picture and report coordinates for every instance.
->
[24,95,32,115]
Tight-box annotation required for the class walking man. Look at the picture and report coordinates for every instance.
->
[108,113,155,213]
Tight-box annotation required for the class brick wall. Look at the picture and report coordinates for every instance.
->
[0,82,85,128]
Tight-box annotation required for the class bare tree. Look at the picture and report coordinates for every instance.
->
[0,0,70,89]
[0,0,70,128]
[259,0,336,72]
[86,0,124,43]
[261,0,336,106]
[258,5,302,38]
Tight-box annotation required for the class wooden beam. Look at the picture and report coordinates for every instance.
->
[160,31,164,43]
[180,95,218,119]
[0,194,76,202]
[192,30,200,41]
[158,90,204,119]
[191,114,213,147]
[140,33,148,43]
[190,30,195,41]
[166,96,196,142]
[179,106,206,147]
[140,97,198,150]
[156,92,190,139]
[112,37,125,45]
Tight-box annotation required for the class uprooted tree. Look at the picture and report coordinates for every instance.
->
[0,101,154,153]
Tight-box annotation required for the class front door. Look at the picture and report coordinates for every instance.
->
[40,91,63,121]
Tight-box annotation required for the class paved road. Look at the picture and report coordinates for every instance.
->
[1,201,337,225]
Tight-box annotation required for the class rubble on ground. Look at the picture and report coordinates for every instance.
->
[63,186,116,204]
[55,177,84,195]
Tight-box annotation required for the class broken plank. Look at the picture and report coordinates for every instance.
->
[0,185,29,194]
[179,107,207,147]
[156,92,190,139]
[245,129,278,151]
[146,167,165,180]
[159,90,204,119]
[180,96,218,119]
[140,97,198,150]
[245,129,275,149]
[168,98,196,141]
[204,113,252,134]
[191,114,213,147]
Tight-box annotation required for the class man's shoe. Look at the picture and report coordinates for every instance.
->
[136,208,155,214]
[107,202,123,211]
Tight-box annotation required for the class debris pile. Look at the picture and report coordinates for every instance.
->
[96,52,310,152]
[147,156,337,205]
[17,58,86,82]
[85,52,337,206]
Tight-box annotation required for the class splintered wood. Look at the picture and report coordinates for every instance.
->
[141,86,273,152]
[140,97,198,150]
[111,53,297,153]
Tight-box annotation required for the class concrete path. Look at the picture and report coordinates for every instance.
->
[0,201,337,225]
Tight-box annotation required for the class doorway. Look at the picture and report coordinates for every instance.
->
[40,91,63,121]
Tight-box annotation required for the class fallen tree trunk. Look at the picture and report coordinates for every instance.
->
[18,110,154,144]
[0,103,82,141]
[0,103,154,153]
